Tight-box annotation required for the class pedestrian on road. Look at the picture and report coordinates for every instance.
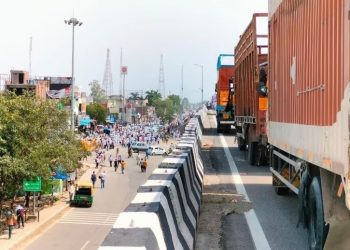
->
[91,171,97,188]
[121,160,126,174]
[117,154,122,166]
[109,154,113,167]
[99,171,106,188]
[95,157,99,169]
[114,157,119,172]
[15,204,24,228]
[69,182,75,202]
[136,153,141,166]
[5,211,16,239]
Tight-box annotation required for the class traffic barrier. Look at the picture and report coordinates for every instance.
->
[100,117,204,250]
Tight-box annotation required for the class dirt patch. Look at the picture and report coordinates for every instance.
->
[196,155,252,250]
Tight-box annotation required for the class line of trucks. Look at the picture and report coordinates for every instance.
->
[215,1,350,249]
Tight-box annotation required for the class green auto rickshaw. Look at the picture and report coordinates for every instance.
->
[71,181,93,207]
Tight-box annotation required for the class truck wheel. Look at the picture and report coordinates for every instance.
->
[238,138,246,151]
[217,124,222,133]
[248,141,258,165]
[274,187,289,195]
[307,177,327,250]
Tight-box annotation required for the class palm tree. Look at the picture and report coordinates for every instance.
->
[129,92,140,100]
[145,90,162,106]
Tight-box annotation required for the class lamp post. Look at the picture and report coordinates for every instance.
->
[65,17,83,131]
[194,64,203,105]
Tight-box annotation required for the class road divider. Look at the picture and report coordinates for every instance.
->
[99,117,204,250]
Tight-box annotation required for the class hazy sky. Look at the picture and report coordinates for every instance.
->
[0,0,267,102]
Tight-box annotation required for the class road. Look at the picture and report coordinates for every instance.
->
[201,112,309,250]
[24,145,168,250]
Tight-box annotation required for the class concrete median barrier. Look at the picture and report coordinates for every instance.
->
[99,117,204,250]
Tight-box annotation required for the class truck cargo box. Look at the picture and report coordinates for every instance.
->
[234,13,268,140]
[215,54,235,133]
[268,0,349,178]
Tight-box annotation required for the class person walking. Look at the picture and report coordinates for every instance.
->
[5,211,16,239]
[95,157,99,169]
[114,156,119,172]
[117,154,122,166]
[109,154,113,167]
[69,182,75,202]
[99,171,106,188]
[121,160,126,174]
[91,171,97,188]
[136,153,141,166]
[15,204,24,229]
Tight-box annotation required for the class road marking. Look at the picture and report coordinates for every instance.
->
[59,210,118,226]
[80,240,90,250]
[219,135,271,250]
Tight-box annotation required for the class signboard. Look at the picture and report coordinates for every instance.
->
[23,177,42,192]
[258,97,268,111]
[121,66,128,75]
[50,77,72,85]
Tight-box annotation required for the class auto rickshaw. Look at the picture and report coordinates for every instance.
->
[71,181,93,207]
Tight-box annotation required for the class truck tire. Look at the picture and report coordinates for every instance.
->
[238,137,246,151]
[274,186,289,195]
[307,177,327,250]
[248,141,258,165]
[217,123,222,133]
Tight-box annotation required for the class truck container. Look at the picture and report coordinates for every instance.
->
[215,54,235,133]
[268,0,350,248]
[234,13,269,165]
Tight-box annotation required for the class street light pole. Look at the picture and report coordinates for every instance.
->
[194,64,204,105]
[65,17,83,131]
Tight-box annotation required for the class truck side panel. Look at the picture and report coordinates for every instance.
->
[268,0,349,177]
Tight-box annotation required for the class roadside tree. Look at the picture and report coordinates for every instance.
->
[89,80,106,103]
[0,92,84,206]
[86,103,107,124]
[145,90,162,106]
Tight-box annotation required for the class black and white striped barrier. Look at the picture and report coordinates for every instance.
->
[100,117,204,250]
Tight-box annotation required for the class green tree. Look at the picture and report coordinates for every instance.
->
[154,98,177,123]
[145,90,162,106]
[0,91,84,206]
[89,80,106,103]
[86,103,108,124]
[167,94,181,114]
[181,97,190,110]
[129,92,141,100]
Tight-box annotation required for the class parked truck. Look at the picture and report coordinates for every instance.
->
[268,1,350,249]
[234,13,269,165]
[215,54,235,133]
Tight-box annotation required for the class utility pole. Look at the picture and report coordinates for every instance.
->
[29,37,32,82]
[120,66,128,121]
[181,64,184,100]
[194,64,204,105]
[65,17,83,131]
[119,48,123,120]
[158,54,165,98]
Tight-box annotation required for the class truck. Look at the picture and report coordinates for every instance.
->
[234,13,269,165]
[215,54,235,133]
[268,1,350,249]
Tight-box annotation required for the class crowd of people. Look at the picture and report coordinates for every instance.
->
[84,122,183,188]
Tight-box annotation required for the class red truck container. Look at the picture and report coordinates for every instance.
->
[234,13,269,165]
[268,0,350,248]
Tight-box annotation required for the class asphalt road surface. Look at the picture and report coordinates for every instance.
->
[25,147,167,250]
[204,113,309,250]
